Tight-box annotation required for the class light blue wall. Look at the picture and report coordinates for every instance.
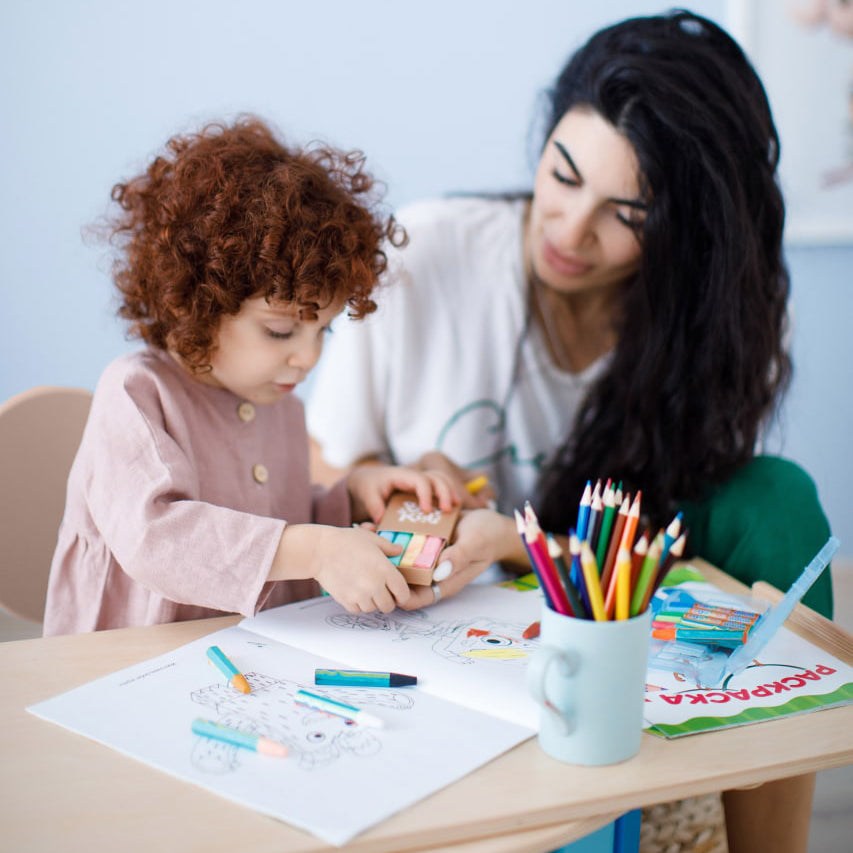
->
[2,1,850,555]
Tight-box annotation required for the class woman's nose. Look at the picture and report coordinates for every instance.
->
[553,204,596,250]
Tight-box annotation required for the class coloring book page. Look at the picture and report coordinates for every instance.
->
[28,625,530,846]
[241,583,546,728]
[642,580,853,737]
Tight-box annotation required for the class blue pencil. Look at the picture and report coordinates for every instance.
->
[576,481,592,542]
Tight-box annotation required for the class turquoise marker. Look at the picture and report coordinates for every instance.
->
[315,669,417,687]
[295,689,385,728]
[191,719,288,757]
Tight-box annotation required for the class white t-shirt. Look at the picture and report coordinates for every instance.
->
[307,196,607,515]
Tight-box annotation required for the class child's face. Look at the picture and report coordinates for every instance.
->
[199,295,345,404]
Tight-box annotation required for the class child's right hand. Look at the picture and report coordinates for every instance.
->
[271,523,410,613]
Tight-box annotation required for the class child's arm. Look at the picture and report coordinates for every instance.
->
[268,523,412,613]
[346,464,460,524]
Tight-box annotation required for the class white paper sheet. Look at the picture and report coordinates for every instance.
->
[29,624,532,846]
[241,583,546,728]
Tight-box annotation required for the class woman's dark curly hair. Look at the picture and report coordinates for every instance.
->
[536,10,791,532]
[105,116,404,371]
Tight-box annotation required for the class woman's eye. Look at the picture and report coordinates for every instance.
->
[616,208,646,231]
[266,329,294,340]
[551,169,578,187]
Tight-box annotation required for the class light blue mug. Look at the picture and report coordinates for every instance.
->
[527,605,651,765]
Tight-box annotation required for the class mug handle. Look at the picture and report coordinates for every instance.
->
[527,644,578,735]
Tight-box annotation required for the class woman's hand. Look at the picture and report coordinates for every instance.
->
[398,509,529,610]
[347,463,459,524]
[415,451,496,510]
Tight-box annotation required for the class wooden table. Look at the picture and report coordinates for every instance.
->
[3,562,852,853]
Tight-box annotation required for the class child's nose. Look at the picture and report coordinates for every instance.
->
[287,337,322,372]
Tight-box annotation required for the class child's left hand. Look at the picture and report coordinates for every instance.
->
[347,464,459,525]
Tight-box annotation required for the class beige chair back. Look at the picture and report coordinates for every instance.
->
[0,386,92,623]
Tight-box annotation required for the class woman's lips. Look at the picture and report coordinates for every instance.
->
[543,240,592,276]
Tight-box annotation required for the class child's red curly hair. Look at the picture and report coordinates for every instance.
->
[105,116,404,371]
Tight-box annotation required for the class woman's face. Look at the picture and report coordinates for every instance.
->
[526,107,646,298]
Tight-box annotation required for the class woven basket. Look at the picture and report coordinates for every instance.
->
[640,793,727,853]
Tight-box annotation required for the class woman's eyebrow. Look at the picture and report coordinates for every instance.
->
[553,140,581,180]
[553,139,647,209]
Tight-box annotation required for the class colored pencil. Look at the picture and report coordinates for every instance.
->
[568,531,591,616]
[515,510,556,611]
[576,480,592,542]
[654,531,687,593]
[579,540,606,621]
[630,529,650,590]
[464,475,489,496]
[586,481,604,547]
[595,481,617,573]
[524,504,573,615]
[614,545,632,620]
[619,491,642,555]
[206,645,251,694]
[547,534,587,619]
[659,511,683,568]
[599,495,629,594]
[192,719,288,757]
[630,532,664,616]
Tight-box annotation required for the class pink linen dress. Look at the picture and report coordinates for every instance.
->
[43,347,350,635]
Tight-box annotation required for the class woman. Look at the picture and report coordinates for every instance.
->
[309,11,834,851]
[308,9,832,614]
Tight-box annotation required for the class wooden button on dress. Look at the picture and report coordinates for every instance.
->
[237,402,256,422]
[252,463,269,484]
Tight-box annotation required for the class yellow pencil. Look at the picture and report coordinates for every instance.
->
[615,545,632,620]
[579,541,606,621]
[464,475,489,495]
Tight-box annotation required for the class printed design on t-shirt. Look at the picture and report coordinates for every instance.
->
[189,672,412,771]
[325,609,538,665]
[434,398,546,472]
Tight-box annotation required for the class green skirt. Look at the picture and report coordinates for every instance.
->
[680,456,834,619]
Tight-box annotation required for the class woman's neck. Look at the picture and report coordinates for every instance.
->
[528,275,619,374]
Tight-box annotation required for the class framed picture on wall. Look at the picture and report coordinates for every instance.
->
[727,0,853,244]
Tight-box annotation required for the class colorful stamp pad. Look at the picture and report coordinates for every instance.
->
[377,492,460,586]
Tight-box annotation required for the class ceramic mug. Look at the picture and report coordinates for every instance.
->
[527,605,651,765]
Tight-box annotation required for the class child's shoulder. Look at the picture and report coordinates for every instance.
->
[98,347,174,389]
[95,347,193,410]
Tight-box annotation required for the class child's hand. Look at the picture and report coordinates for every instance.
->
[398,509,524,610]
[416,451,496,510]
[347,464,459,524]
[274,523,411,613]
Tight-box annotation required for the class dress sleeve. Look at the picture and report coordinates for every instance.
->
[84,368,281,616]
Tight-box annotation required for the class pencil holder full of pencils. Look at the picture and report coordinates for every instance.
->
[518,481,682,764]
[527,603,651,765]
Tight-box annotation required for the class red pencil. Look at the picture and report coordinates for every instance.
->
[522,505,573,616]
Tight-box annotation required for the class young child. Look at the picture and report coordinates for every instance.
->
[43,117,458,636]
